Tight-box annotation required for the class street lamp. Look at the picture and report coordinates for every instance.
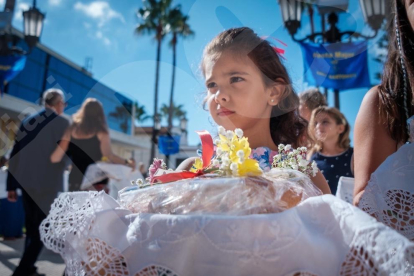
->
[278,0,386,109]
[154,115,161,131]
[0,0,45,56]
[180,117,188,132]
[279,0,302,36]
[23,0,45,50]
[359,0,386,32]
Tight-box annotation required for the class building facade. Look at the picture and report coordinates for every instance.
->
[0,28,147,160]
[0,28,197,170]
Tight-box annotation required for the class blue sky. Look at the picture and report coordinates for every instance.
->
[9,0,384,145]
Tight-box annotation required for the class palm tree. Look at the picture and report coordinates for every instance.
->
[134,102,151,124]
[160,102,186,123]
[136,0,174,163]
[109,105,130,134]
[166,8,194,135]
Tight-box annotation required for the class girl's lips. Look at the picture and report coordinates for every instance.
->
[217,108,235,116]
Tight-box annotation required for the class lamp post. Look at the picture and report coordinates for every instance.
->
[23,0,45,50]
[149,114,161,164]
[0,0,45,56]
[278,0,386,109]
[180,117,188,133]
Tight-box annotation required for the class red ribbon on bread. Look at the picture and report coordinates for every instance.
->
[151,130,214,184]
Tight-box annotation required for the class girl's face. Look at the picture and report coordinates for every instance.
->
[313,112,344,143]
[204,52,281,131]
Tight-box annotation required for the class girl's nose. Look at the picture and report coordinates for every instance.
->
[214,89,230,104]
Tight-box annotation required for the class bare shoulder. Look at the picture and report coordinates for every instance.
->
[176,157,197,171]
[355,85,385,134]
[97,131,108,140]
[360,85,380,115]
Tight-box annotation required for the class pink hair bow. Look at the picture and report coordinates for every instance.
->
[262,36,287,59]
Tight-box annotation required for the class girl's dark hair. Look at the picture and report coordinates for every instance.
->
[378,0,414,144]
[201,27,309,148]
[73,98,108,135]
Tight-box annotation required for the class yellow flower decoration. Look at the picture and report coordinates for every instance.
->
[237,159,262,176]
[190,157,203,173]
[229,137,251,164]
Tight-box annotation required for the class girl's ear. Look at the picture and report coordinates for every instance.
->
[268,78,285,106]
[337,124,345,134]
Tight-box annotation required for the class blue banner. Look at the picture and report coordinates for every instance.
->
[158,135,181,155]
[0,55,26,94]
[299,41,371,90]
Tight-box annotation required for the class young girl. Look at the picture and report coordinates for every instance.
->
[308,107,353,195]
[178,27,330,194]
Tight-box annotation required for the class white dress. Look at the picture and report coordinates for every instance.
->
[39,169,414,276]
[358,123,414,241]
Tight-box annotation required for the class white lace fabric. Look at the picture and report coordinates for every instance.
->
[40,190,414,276]
[359,142,414,241]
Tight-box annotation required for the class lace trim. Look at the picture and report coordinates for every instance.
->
[84,238,129,275]
[339,226,414,275]
[134,265,178,276]
[359,181,414,241]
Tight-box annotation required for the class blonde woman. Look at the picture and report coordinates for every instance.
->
[51,98,135,191]
[308,106,353,194]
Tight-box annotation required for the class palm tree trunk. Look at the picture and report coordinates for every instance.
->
[150,33,162,165]
[166,34,177,167]
[168,35,177,133]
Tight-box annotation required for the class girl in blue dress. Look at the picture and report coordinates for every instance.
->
[308,107,353,195]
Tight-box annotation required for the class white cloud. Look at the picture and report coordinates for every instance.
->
[83,22,92,29]
[74,1,125,27]
[96,31,111,46]
[49,0,62,6]
[15,3,30,21]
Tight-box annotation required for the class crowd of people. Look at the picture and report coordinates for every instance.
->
[2,90,136,276]
[1,0,413,274]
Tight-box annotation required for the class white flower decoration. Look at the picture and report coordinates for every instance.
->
[299,159,309,167]
[230,162,238,171]
[226,130,234,139]
[218,126,226,135]
[235,128,243,138]
[284,144,292,151]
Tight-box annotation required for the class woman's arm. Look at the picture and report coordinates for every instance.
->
[176,157,197,171]
[310,170,331,194]
[50,127,71,163]
[98,131,135,169]
[353,86,396,206]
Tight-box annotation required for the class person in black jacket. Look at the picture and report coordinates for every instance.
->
[7,88,69,276]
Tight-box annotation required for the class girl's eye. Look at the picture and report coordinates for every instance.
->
[230,77,244,83]
[207,82,217,89]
